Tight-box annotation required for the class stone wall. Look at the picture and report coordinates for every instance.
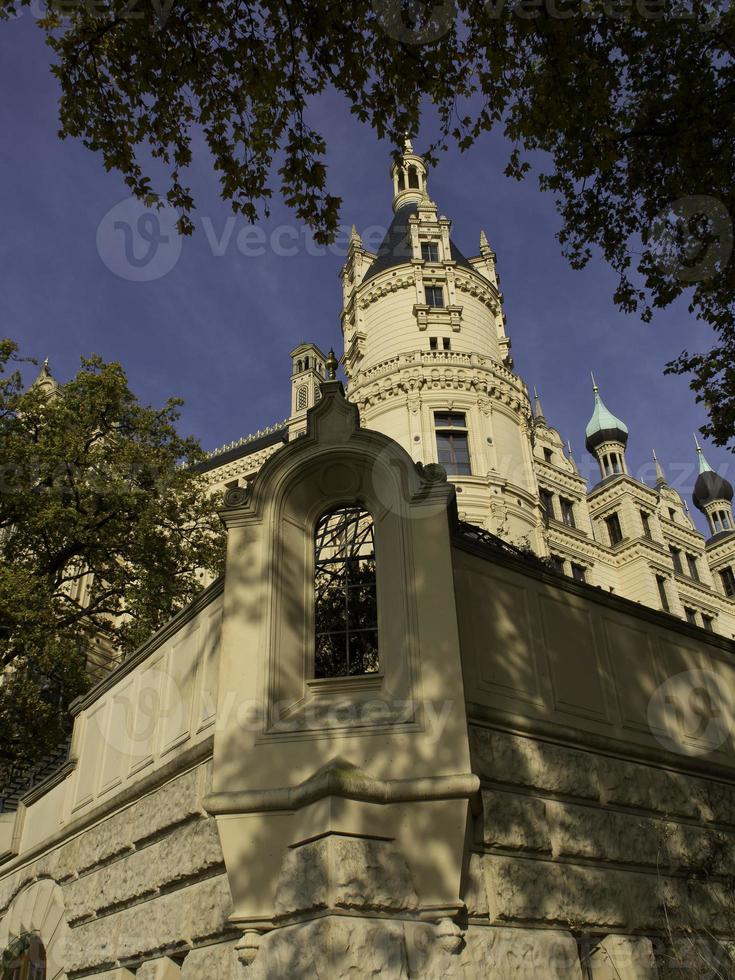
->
[0,759,245,979]
[468,722,735,977]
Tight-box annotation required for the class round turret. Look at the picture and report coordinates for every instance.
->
[692,437,734,539]
[585,375,629,480]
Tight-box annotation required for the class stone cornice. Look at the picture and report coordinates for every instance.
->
[587,474,658,509]
[348,351,529,416]
[204,759,481,817]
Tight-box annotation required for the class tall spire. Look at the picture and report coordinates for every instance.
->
[533,386,545,423]
[567,440,580,474]
[652,448,667,487]
[694,433,713,474]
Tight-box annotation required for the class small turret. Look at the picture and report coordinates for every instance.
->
[289,343,327,435]
[692,435,734,538]
[30,358,60,399]
[585,373,629,480]
[391,138,429,213]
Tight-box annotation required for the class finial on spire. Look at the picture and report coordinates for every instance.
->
[349,224,362,248]
[325,349,338,381]
[652,448,667,486]
[403,135,414,153]
[694,433,713,473]
[591,371,598,394]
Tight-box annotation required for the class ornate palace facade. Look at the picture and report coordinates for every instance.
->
[200,141,735,640]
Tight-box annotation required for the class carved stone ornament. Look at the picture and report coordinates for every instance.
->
[415,461,448,484]
[222,485,250,509]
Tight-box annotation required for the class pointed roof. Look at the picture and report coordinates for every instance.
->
[652,449,667,487]
[362,202,473,283]
[584,374,629,453]
[533,386,545,424]
[693,435,733,511]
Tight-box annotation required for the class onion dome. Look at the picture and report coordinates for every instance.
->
[584,374,629,454]
[693,435,733,512]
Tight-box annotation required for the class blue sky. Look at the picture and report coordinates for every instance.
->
[0,14,729,535]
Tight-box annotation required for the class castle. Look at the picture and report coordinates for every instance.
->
[2,145,735,980]
[201,140,735,639]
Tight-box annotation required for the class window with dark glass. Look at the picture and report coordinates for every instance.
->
[703,615,714,632]
[539,489,555,522]
[720,566,735,598]
[435,412,471,476]
[442,337,451,350]
[543,448,553,463]
[571,563,586,583]
[425,285,444,308]
[640,510,652,539]
[1,934,46,980]
[421,242,439,262]
[686,553,700,581]
[605,513,623,546]
[656,575,670,612]
[549,555,565,574]
[668,508,676,521]
[408,164,420,188]
[669,546,683,575]
[684,607,698,625]
[429,336,438,350]
[314,506,378,678]
[560,498,576,528]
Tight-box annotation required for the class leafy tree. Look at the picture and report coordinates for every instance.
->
[0,340,225,783]
[2,2,735,441]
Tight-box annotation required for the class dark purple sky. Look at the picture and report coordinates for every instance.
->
[1,14,729,535]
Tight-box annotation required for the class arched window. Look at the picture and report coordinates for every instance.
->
[397,169,406,191]
[408,165,419,189]
[296,385,308,411]
[2,933,46,980]
[296,359,302,373]
[314,506,378,677]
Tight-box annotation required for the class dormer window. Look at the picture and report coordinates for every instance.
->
[421,242,440,263]
[314,506,379,677]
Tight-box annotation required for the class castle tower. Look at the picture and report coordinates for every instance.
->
[289,343,327,437]
[585,374,629,480]
[339,142,539,546]
[693,435,734,539]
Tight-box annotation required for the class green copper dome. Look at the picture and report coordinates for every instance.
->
[585,383,629,454]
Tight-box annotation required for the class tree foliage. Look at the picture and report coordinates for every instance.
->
[2,1,735,442]
[0,341,224,781]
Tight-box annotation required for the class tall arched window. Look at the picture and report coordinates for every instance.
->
[296,385,308,411]
[407,165,419,188]
[314,506,378,677]
[1,934,46,980]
